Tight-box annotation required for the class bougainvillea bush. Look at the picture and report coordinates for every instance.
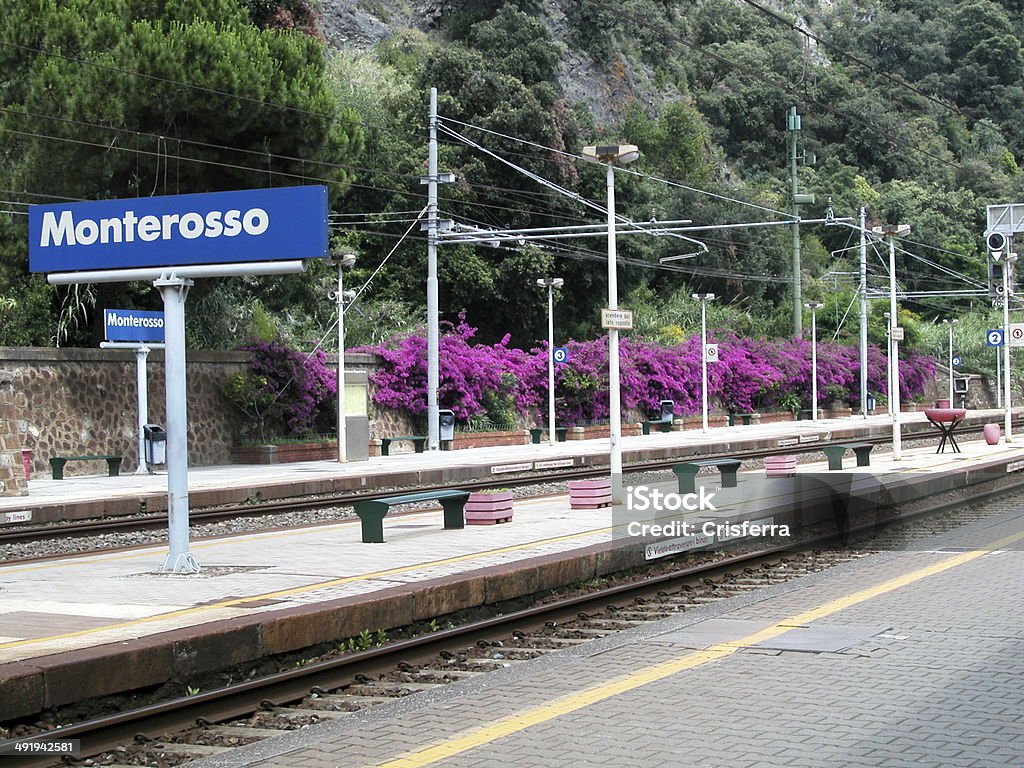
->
[360,322,936,426]
[222,341,337,440]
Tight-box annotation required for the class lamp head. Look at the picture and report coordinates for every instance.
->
[804,301,824,310]
[536,277,564,289]
[582,144,640,165]
[330,252,357,268]
[691,292,716,302]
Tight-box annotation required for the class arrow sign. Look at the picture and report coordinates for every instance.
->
[552,346,570,364]
[987,329,1004,347]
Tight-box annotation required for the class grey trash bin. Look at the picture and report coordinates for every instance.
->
[143,424,167,465]
[439,409,455,441]
[659,399,674,422]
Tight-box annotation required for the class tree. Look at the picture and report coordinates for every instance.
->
[0,0,362,345]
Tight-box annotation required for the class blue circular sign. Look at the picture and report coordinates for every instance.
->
[952,356,962,367]
[553,347,570,364]
[987,329,1005,347]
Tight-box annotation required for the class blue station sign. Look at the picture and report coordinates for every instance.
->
[28,185,328,273]
[104,309,165,343]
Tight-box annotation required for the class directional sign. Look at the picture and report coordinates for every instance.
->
[1011,323,1024,347]
[552,346,570,364]
[952,356,962,367]
[987,329,1005,347]
[889,326,905,342]
[704,343,719,363]
[601,308,634,330]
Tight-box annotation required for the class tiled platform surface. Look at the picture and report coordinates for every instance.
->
[1,413,1022,722]
[191,496,1024,768]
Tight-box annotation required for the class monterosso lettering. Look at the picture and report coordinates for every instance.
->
[39,207,269,247]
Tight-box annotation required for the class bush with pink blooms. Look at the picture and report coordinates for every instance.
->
[359,321,937,426]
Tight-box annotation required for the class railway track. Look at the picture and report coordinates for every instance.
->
[2,475,1020,768]
[0,425,999,551]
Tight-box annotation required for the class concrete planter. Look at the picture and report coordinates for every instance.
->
[984,423,1001,445]
[569,478,612,509]
[465,490,514,525]
[230,441,336,464]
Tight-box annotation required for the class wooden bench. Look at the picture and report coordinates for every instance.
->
[380,436,427,456]
[821,442,873,471]
[529,427,568,444]
[796,408,814,420]
[49,455,122,480]
[672,459,742,495]
[353,490,470,543]
[641,420,672,435]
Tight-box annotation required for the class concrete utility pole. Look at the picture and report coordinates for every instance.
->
[426,88,440,451]
[788,107,815,338]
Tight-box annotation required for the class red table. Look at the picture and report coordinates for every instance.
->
[923,408,967,453]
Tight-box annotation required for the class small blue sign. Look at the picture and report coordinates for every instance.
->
[986,329,1004,347]
[553,347,570,364]
[105,309,165,343]
[952,356,962,367]
[29,185,327,273]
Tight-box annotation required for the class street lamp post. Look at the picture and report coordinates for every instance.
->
[805,301,824,421]
[583,143,640,505]
[331,252,357,463]
[943,318,958,405]
[874,224,910,460]
[536,277,564,447]
[693,293,716,432]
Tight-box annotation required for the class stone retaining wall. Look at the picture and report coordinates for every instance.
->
[0,375,27,496]
[0,347,387,478]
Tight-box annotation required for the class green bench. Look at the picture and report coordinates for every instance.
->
[49,455,122,480]
[822,442,873,471]
[672,458,742,495]
[353,490,471,543]
[529,427,568,443]
[727,413,755,426]
[641,420,673,435]
[796,408,815,420]
[380,436,427,456]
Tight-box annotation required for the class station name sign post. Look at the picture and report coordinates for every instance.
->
[101,309,166,475]
[30,186,328,573]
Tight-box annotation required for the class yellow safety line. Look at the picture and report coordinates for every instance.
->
[373,527,1024,768]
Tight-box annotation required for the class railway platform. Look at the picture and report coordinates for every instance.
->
[188,493,1024,768]
[0,408,1017,524]
[1,411,1023,727]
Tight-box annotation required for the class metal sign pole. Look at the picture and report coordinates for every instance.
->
[1003,263,1013,443]
[135,346,150,474]
[155,274,198,574]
